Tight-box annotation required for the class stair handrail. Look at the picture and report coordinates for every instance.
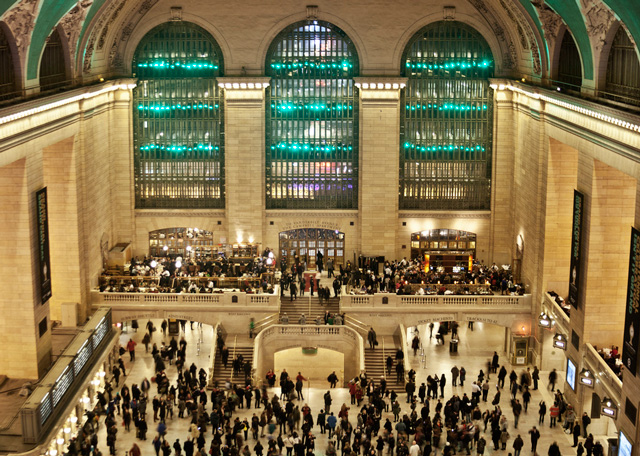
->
[230,335,237,384]
[208,322,227,387]
[382,337,386,379]
[253,313,279,332]
[344,314,369,335]
[398,323,410,383]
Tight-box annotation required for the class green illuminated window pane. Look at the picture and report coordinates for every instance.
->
[400,21,493,210]
[132,22,224,209]
[265,21,359,210]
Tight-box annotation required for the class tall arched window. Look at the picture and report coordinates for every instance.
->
[605,26,640,105]
[0,25,16,100]
[39,29,67,91]
[557,30,582,91]
[265,21,359,210]
[133,22,224,209]
[400,21,493,210]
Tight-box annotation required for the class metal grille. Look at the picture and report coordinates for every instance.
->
[0,26,16,100]
[400,22,493,210]
[557,31,583,91]
[39,29,67,91]
[605,27,640,105]
[133,22,224,209]
[266,21,359,209]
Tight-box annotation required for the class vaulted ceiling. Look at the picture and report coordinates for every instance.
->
[0,0,638,85]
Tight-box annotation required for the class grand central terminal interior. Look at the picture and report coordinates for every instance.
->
[1,0,640,455]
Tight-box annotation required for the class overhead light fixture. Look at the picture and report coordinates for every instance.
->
[601,397,618,418]
[538,312,554,328]
[579,368,594,388]
[552,333,567,350]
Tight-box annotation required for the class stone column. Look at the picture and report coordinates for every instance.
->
[355,78,406,261]
[218,78,270,245]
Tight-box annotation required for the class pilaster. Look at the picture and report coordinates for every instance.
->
[218,78,270,245]
[355,77,406,260]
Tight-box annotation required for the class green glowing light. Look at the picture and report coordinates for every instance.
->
[403,142,485,152]
[137,61,219,70]
[140,144,220,152]
[270,142,353,152]
[405,102,488,111]
[405,60,492,70]
[137,103,219,112]
[270,60,353,71]
[270,102,353,112]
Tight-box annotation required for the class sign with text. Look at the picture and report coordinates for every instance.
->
[567,190,584,309]
[36,188,52,304]
[623,226,640,377]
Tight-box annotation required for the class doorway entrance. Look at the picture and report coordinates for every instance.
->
[279,228,345,269]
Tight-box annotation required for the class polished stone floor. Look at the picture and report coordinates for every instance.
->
[97,318,612,456]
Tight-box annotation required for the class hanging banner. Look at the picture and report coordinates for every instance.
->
[623,227,640,377]
[36,187,52,304]
[567,190,584,309]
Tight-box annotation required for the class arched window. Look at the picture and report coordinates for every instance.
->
[133,22,224,209]
[557,30,582,91]
[0,25,16,100]
[400,21,493,210]
[605,26,640,105]
[39,29,67,91]
[265,21,359,209]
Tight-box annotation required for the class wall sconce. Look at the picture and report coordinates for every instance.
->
[552,333,567,350]
[538,312,554,328]
[601,397,618,419]
[579,368,594,388]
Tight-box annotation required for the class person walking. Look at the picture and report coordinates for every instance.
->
[528,426,540,453]
[126,338,137,361]
[451,366,459,387]
[513,434,524,456]
[367,328,377,349]
[539,401,547,424]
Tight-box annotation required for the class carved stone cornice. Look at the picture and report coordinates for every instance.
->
[59,0,94,64]
[467,0,518,70]
[83,0,127,73]
[135,211,226,218]
[0,0,40,64]
[498,0,543,75]
[579,0,616,52]
[266,211,358,218]
[532,1,564,58]
[399,211,491,219]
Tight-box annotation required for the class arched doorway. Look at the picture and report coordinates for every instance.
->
[279,228,345,268]
[411,229,476,273]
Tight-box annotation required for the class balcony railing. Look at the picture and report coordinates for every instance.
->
[92,290,280,308]
[341,293,531,309]
[20,308,116,444]
[583,343,623,406]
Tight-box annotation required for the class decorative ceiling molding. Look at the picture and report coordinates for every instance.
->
[498,0,543,75]
[399,212,491,219]
[580,0,616,52]
[0,0,40,66]
[532,1,564,60]
[467,0,518,70]
[110,0,159,71]
[58,0,93,64]
[83,0,126,73]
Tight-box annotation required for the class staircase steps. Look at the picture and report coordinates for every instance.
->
[279,296,340,322]
[211,345,254,387]
[363,345,405,393]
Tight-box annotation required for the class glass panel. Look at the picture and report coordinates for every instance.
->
[328,249,335,256]
[400,21,493,210]
[40,29,67,91]
[308,241,316,248]
[337,249,343,257]
[327,241,335,248]
[133,22,224,209]
[0,27,16,101]
[266,21,359,209]
[605,27,640,106]
[458,241,466,249]
[557,31,583,91]
[469,241,476,249]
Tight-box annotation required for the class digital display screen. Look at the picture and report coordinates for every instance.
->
[566,358,576,391]
[619,431,632,456]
